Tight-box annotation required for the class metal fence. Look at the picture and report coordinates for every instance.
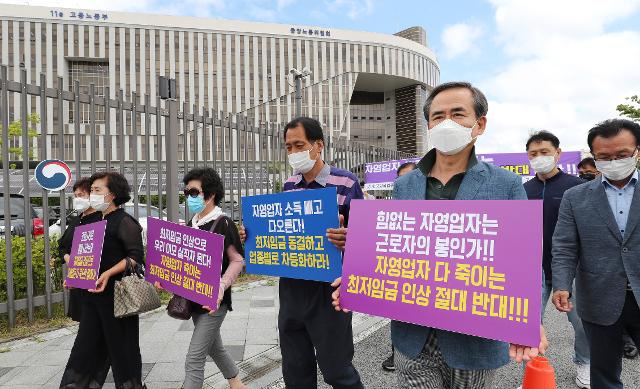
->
[0,65,413,328]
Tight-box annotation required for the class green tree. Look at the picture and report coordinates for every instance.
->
[0,113,40,166]
[616,95,640,122]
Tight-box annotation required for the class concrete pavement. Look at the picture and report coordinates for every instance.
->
[0,279,638,388]
[0,279,386,389]
[311,304,640,389]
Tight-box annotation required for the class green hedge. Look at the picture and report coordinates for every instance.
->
[274,178,283,193]
[0,237,63,301]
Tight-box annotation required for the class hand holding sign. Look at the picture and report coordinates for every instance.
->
[202,284,226,314]
[331,277,349,313]
[326,214,346,251]
[509,325,549,362]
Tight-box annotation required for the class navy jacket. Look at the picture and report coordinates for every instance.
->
[523,171,584,282]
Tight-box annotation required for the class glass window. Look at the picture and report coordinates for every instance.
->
[68,60,109,124]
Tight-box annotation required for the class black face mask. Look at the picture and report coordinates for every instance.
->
[579,173,597,181]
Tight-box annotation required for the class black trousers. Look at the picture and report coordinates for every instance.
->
[60,293,143,389]
[279,278,364,389]
[67,289,82,322]
[582,291,640,389]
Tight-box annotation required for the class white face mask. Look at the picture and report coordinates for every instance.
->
[595,151,639,181]
[530,155,557,175]
[73,197,91,213]
[288,148,317,174]
[89,193,111,212]
[429,119,478,156]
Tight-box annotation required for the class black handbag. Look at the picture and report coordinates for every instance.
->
[167,294,193,320]
[166,215,224,320]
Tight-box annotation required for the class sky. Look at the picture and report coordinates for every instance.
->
[3,0,640,153]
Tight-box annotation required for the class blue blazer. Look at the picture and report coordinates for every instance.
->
[390,159,527,370]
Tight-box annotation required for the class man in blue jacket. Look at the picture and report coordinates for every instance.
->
[333,81,547,388]
[523,131,590,389]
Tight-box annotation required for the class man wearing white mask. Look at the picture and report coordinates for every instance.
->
[241,117,365,389]
[523,131,590,389]
[331,81,548,389]
[553,119,640,389]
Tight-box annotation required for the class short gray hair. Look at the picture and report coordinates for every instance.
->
[423,81,488,121]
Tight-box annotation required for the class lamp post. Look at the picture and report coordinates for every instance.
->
[289,67,311,118]
[158,76,179,222]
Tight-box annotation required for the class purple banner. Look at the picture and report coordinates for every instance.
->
[477,151,582,180]
[340,200,543,347]
[364,151,583,190]
[66,220,107,290]
[364,158,420,190]
[146,217,224,308]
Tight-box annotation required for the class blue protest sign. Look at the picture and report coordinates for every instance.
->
[242,187,343,282]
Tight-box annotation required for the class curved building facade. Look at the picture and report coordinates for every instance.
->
[0,4,439,158]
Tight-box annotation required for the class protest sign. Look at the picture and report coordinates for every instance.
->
[364,157,420,190]
[146,217,224,308]
[363,151,582,190]
[242,187,342,282]
[66,220,107,289]
[340,200,543,346]
[477,151,581,181]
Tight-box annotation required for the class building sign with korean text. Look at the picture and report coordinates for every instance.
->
[50,10,109,21]
[289,26,332,37]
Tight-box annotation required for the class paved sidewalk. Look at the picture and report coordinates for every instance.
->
[3,278,637,388]
[0,279,387,389]
[318,304,640,389]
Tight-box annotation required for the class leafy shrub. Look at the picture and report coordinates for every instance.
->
[0,236,62,302]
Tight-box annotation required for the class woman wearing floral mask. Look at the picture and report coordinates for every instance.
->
[60,171,145,389]
[57,177,102,322]
[157,167,246,389]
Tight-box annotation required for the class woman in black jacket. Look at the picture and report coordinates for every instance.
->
[60,171,145,389]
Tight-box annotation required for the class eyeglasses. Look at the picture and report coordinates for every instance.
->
[594,151,638,162]
[183,188,202,197]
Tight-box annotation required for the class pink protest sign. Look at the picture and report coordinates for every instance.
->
[340,200,543,347]
[65,220,107,289]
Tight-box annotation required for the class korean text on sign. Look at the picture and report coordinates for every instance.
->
[340,200,543,347]
[145,218,224,308]
[65,220,107,290]
[242,187,343,282]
